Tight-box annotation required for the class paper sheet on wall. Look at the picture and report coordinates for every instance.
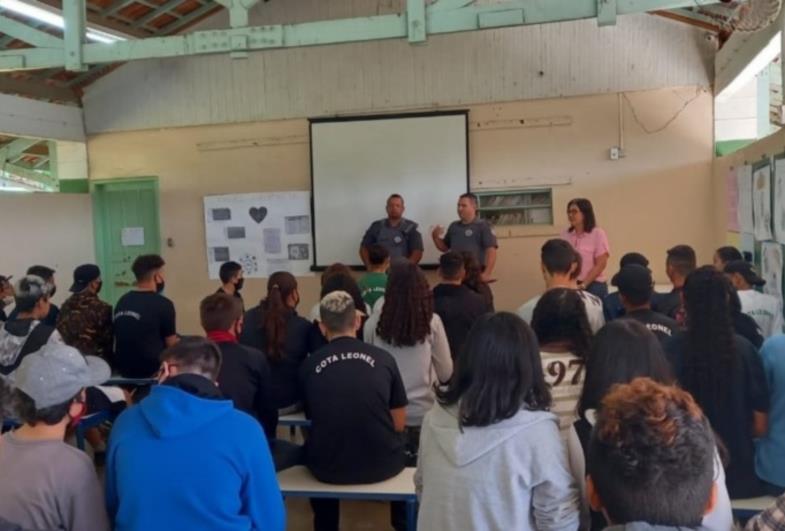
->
[753,161,773,241]
[761,242,784,307]
[727,167,739,232]
[774,157,785,244]
[203,192,314,279]
[121,227,145,247]
[738,164,754,235]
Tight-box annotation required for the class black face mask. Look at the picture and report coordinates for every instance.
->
[49,285,57,298]
[235,278,244,292]
[156,280,165,294]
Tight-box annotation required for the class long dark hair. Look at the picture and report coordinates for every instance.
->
[320,271,366,315]
[261,271,297,362]
[377,263,433,347]
[436,312,551,428]
[577,320,673,417]
[531,288,593,360]
[682,266,738,419]
[567,198,597,233]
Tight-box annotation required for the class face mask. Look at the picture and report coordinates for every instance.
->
[156,280,165,294]
[49,285,57,298]
[95,281,103,295]
[235,278,244,291]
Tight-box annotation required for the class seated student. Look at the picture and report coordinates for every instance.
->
[365,262,452,463]
[240,271,317,413]
[727,281,766,349]
[216,261,244,306]
[8,266,59,327]
[746,493,785,531]
[613,264,679,345]
[725,260,784,338]
[714,245,743,271]
[432,251,488,358]
[518,239,605,333]
[569,320,731,531]
[652,244,696,323]
[0,275,62,376]
[201,293,277,440]
[307,263,355,321]
[755,334,785,495]
[106,336,284,531]
[301,291,408,531]
[587,378,720,531]
[664,266,769,499]
[113,254,178,378]
[461,252,494,312]
[531,288,593,431]
[308,267,367,322]
[0,275,13,322]
[416,312,580,531]
[357,244,390,309]
[602,252,649,322]
[57,264,113,361]
[0,343,110,531]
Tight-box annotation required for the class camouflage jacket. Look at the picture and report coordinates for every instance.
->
[56,290,113,360]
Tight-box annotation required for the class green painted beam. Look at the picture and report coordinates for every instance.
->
[407,0,426,42]
[63,0,87,71]
[2,162,56,188]
[597,0,618,26]
[0,137,43,161]
[0,14,63,47]
[0,0,724,72]
[131,0,183,29]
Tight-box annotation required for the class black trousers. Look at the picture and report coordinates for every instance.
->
[310,499,407,531]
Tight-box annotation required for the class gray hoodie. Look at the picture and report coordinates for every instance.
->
[415,402,580,531]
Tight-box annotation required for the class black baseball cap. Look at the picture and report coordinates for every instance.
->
[724,260,765,287]
[619,252,649,269]
[612,264,654,296]
[70,264,101,293]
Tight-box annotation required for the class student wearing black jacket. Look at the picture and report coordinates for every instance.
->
[240,271,320,412]
[201,293,277,440]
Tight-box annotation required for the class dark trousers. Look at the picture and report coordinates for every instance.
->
[585,281,609,300]
[271,439,303,472]
[310,499,407,531]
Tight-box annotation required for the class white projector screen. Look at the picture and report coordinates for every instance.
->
[310,111,469,268]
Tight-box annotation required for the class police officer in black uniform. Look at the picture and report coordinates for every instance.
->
[360,194,424,266]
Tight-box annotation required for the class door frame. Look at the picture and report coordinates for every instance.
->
[91,177,161,303]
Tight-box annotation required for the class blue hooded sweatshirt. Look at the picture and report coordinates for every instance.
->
[105,378,285,531]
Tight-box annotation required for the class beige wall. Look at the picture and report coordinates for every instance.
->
[87,86,715,333]
[0,192,94,309]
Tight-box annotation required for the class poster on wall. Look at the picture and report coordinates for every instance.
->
[761,242,784,307]
[738,164,754,235]
[774,155,785,244]
[203,191,314,279]
[753,160,773,242]
[727,167,740,232]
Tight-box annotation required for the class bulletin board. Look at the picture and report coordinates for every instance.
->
[203,191,314,279]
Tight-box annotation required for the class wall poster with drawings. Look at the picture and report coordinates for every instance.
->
[752,159,773,242]
[774,153,785,245]
[761,242,784,307]
[203,191,314,279]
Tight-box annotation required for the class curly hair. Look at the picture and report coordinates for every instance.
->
[376,262,433,347]
[531,288,593,361]
[588,377,715,527]
[682,266,738,420]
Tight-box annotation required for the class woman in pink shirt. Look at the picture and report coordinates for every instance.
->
[560,198,610,299]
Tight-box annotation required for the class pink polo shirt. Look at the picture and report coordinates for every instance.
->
[560,227,610,282]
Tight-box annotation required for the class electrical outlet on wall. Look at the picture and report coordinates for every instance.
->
[609,147,624,161]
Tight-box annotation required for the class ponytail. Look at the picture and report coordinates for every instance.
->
[262,272,298,363]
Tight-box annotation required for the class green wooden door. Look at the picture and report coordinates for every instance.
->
[92,178,161,306]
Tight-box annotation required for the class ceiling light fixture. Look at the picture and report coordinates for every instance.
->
[0,0,127,43]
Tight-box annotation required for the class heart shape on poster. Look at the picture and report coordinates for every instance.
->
[249,207,268,224]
